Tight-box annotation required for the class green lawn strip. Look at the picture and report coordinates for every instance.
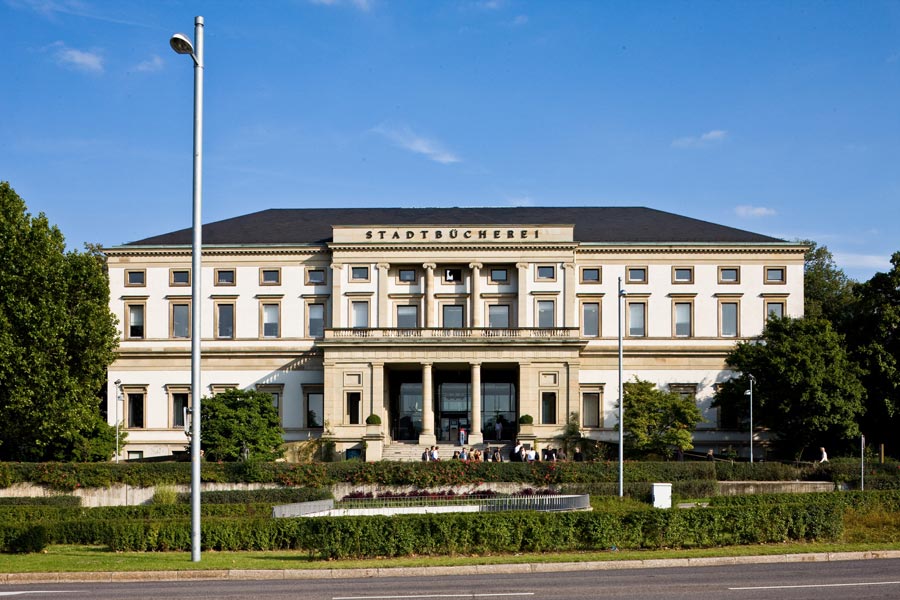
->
[3,542,900,574]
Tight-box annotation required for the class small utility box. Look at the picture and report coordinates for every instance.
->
[652,483,672,509]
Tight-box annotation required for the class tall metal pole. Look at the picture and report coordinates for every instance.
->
[861,434,865,491]
[618,277,625,497]
[748,374,754,464]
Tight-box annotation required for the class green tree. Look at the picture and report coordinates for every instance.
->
[0,182,119,461]
[802,240,856,326]
[199,388,285,462]
[714,316,866,460]
[618,378,703,458]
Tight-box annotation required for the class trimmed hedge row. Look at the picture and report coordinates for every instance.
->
[0,496,81,507]
[561,480,719,501]
[175,487,332,505]
[0,503,278,527]
[710,490,900,513]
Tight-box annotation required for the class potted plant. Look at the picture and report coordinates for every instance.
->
[518,414,534,435]
[365,414,382,435]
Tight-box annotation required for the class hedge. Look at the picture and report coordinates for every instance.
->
[709,490,900,513]
[175,487,332,505]
[0,496,81,507]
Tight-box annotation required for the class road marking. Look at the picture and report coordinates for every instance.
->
[0,593,73,596]
[729,581,900,591]
[334,594,534,599]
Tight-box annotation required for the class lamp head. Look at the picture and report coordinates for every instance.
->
[114,379,122,386]
[169,33,194,56]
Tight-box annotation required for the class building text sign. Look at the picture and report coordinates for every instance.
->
[333,225,575,244]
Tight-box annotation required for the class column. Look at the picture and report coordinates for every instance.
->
[370,361,384,418]
[377,263,390,328]
[564,263,577,328]
[469,262,482,328]
[423,263,436,328]
[468,362,483,445]
[330,264,343,328]
[419,362,436,445]
[516,263,529,328]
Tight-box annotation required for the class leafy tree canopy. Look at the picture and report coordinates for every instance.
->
[802,240,856,326]
[199,388,285,462]
[0,182,119,461]
[714,316,866,460]
[618,378,703,458]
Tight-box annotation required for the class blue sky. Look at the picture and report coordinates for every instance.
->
[2,0,898,282]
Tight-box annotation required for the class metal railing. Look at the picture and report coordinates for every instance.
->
[335,493,590,513]
[326,327,578,340]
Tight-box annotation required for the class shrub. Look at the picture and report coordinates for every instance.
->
[518,414,533,425]
[365,414,382,425]
[5,525,49,553]
[0,495,81,507]
[151,485,178,505]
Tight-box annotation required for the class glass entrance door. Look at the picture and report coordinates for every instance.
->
[438,382,470,442]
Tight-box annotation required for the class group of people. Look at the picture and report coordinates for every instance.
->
[422,443,587,463]
[509,443,570,462]
[423,445,504,462]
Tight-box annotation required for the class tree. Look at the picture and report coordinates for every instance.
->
[199,388,285,462]
[0,182,119,461]
[802,240,857,326]
[714,316,866,460]
[618,378,703,458]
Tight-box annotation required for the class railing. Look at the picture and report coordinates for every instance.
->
[326,327,579,340]
[330,494,589,513]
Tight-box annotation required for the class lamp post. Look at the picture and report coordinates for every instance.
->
[618,277,626,497]
[114,379,122,464]
[744,374,755,463]
[170,16,204,563]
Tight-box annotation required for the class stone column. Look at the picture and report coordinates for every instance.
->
[468,362,483,445]
[377,263,390,328]
[419,362,436,445]
[370,361,384,419]
[564,263,577,328]
[516,262,529,328]
[330,264,343,328]
[423,263,436,328]
[469,262,482,328]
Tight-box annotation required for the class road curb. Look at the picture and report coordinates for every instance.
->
[4,550,900,584]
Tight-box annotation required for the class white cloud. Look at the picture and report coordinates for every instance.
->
[8,0,152,27]
[734,205,776,218]
[134,55,163,73]
[510,14,528,26]
[371,123,461,165]
[671,129,728,149]
[832,252,891,270]
[51,41,103,73]
[478,0,505,9]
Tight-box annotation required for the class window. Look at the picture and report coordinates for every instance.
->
[490,268,508,283]
[347,391,361,425]
[398,268,416,283]
[541,391,557,424]
[216,302,235,339]
[488,305,510,328]
[673,267,693,284]
[352,301,369,328]
[628,302,646,337]
[443,305,464,328]
[581,267,601,283]
[306,389,324,428]
[307,268,326,285]
[536,265,556,280]
[537,300,555,328]
[351,266,369,281]
[260,268,281,285]
[582,391,602,428]
[171,390,190,429]
[721,301,739,337]
[307,303,325,338]
[171,302,190,338]
[257,384,284,423]
[215,269,236,286]
[719,267,740,284]
[766,301,785,319]
[125,270,145,287]
[444,268,462,282]
[626,267,647,284]
[262,303,280,338]
[127,304,145,339]
[170,269,190,286]
[127,451,143,461]
[126,391,145,428]
[397,305,418,328]
[674,302,692,337]
[582,302,600,337]
[765,266,786,284]
[669,383,697,401]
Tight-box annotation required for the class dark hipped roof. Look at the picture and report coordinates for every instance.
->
[124,207,784,246]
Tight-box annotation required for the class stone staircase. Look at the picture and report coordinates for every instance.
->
[380,441,515,462]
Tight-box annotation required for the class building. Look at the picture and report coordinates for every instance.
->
[104,207,805,461]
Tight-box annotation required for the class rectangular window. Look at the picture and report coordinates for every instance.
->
[443,305,464,328]
[582,392,601,428]
[306,390,324,428]
[257,384,284,423]
[444,268,462,282]
[170,269,190,286]
[721,302,739,337]
[127,392,145,428]
[488,305,510,329]
[347,391,361,425]
[127,304,145,339]
[765,267,786,284]
[351,266,369,281]
[490,268,508,283]
[719,267,740,284]
[125,270,145,286]
[262,303,280,338]
[537,300,555,328]
[307,268,326,285]
[541,391,557,424]
[216,303,235,339]
[397,305,418,328]
[308,303,325,338]
[628,302,646,337]
[171,303,190,338]
[352,301,369,328]
[172,392,189,429]
[674,302,692,337]
[766,301,785,319]
[536,265,556,280]
[215,269,236,286]
[399,268,416,282]
[127,451,143,461]
[581,267,601,283]
[673,267,693,284]
[260,268,281,285]
[626,267,648,284]
[582,302,600,337]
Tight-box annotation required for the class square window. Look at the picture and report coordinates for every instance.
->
[719,267,740,283]
[673,268,693,283]
[126,270,145,286]
[399,268,416,282]
[215,269,236,286]
[488,305,510,329]
[582,302,600,337]
[626,267,647,284]
[443,305,464,328]
[765,267,786,283]
[307,268,326,285]
[351,266,369,281]
[490,268,508,283]
[397,305,418,328]
[217,303,234,338]
[537,265,555,280]
[171,270,190,286]
[767,302,785,319]
[581,267,601,283]
[445,268,463,282]
[261,269,281,285]
[171,303,189,338]
[308,303,324,338]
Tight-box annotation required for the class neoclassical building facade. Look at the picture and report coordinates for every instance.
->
[104,207,805,460]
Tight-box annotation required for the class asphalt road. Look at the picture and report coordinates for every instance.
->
[3,558,900,600]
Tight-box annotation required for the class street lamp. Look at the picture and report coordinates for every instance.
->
[114,379,122,464]
[744,374,755,463]
[170,16,204,563]
[618,277,627,497]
